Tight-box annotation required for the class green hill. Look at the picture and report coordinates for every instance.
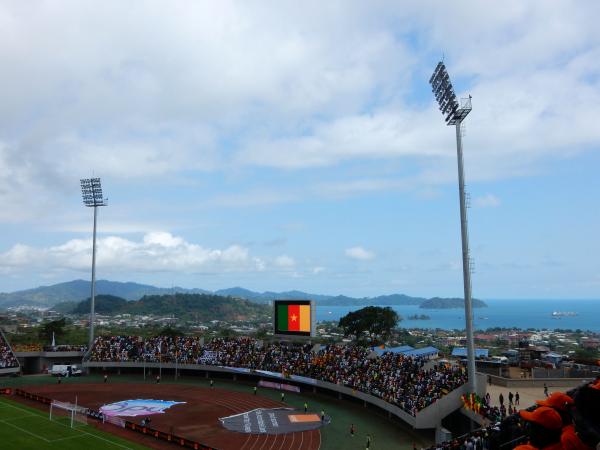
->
[72,295,128,315]
[0,280,209,308]
[0,279,483,311]
[59,293,269,321]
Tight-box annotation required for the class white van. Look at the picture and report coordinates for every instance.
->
[49,364,83,377]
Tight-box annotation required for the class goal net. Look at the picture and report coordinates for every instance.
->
[49,400,88,428]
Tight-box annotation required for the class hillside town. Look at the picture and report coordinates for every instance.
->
[1,304,598,379]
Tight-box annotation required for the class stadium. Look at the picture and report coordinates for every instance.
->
[1,3,600,450]
[2,317,599,450]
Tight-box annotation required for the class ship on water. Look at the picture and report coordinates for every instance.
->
[551,311,578,317]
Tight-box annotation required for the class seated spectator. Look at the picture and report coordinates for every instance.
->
[89,335,467,416]
[0,333,19,369]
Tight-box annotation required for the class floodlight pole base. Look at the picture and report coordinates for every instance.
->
[453,111,477,394]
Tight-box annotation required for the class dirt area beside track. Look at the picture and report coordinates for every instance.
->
[13,383,320,450]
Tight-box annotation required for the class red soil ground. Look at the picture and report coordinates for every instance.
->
[16,383,320,450]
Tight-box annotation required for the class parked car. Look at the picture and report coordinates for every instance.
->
[49,364,82,377]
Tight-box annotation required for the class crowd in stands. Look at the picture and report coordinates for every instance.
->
[462,392,505,423]
[0,333,19,369]
[89,335,467,415]
[11,343,87,353]
[11,343,43,352]
[431,378,600,450]
[43,344,87,352]
[428,424,507,450]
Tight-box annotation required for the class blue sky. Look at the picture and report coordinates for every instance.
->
[0,1,599,299]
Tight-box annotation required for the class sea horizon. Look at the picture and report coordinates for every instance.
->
[316,298,600,333]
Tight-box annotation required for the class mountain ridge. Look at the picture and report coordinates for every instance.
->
[57,293,268,320]
[0,279,486,309]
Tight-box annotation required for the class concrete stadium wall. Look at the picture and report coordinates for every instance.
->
[83,361,467,430]
[14,351,85,374]
[486,374,592,388]
[0,367,20,376]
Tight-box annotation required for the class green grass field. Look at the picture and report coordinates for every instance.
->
[0,374,435,450]
[0,396,148,450]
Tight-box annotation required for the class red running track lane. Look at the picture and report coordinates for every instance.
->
[13,383,320,450]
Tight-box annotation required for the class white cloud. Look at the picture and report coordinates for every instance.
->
[345,246,375,261]
[0,232,264,275]
[474,194,501,208]
[234,1,600,183]
[236,109,448,169]
[274,254,295,268]
[312,266,325,274]
[0,0,599,225]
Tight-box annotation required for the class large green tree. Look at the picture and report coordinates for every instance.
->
[338,306,400,344]
[38,318,67,343]
[158,325,185,338]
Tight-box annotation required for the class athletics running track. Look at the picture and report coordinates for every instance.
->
[13,383,320,450]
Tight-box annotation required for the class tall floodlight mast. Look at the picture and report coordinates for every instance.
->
[429,62,477,393]
[80,178,107,352]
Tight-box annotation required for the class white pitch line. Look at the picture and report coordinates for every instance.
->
[3,414,38,421]
[50,434,90,442]
[0,418,51,442]
[0,399,133,450]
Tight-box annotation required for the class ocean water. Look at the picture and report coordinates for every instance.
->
[316,299,600,332]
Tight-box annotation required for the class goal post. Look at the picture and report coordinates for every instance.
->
[49,400,89,428]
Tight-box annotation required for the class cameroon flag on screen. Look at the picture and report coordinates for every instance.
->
[277,303,311,333]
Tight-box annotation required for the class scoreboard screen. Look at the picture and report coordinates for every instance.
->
[274,300,314,337]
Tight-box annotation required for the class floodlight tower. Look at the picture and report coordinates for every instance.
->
[80,178,107,352]
[429,61,477,393]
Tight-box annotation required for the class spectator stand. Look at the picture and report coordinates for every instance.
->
[85,336,471,435]
[12,344,86,375]
[0,328,20,375]
[425,379,600,450]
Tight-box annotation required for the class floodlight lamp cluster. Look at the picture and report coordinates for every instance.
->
[80,178,107,207]
[429,61,467,125]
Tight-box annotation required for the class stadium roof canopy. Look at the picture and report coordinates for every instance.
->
[452,347,489,358]
[372,345,414,356]
[402,346,439,358]
[372,345,439,358]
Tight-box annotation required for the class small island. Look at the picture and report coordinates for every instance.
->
[419,297,487,309]
[408,314,431,320]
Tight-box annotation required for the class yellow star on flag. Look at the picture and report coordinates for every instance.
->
[291,314,297,322]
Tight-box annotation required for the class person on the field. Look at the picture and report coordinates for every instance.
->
[304,402,308,413]
[321,409,325,422]
[156,374,160,384]
[253,386,257,395]
[104,373,108,383]
[366,434,372,449]
[280,392,285,402]
[210,379,214,388]
[350,423,355,437]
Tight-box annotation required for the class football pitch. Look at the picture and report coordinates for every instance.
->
[0,396,147,450]
[0,374,435,450]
